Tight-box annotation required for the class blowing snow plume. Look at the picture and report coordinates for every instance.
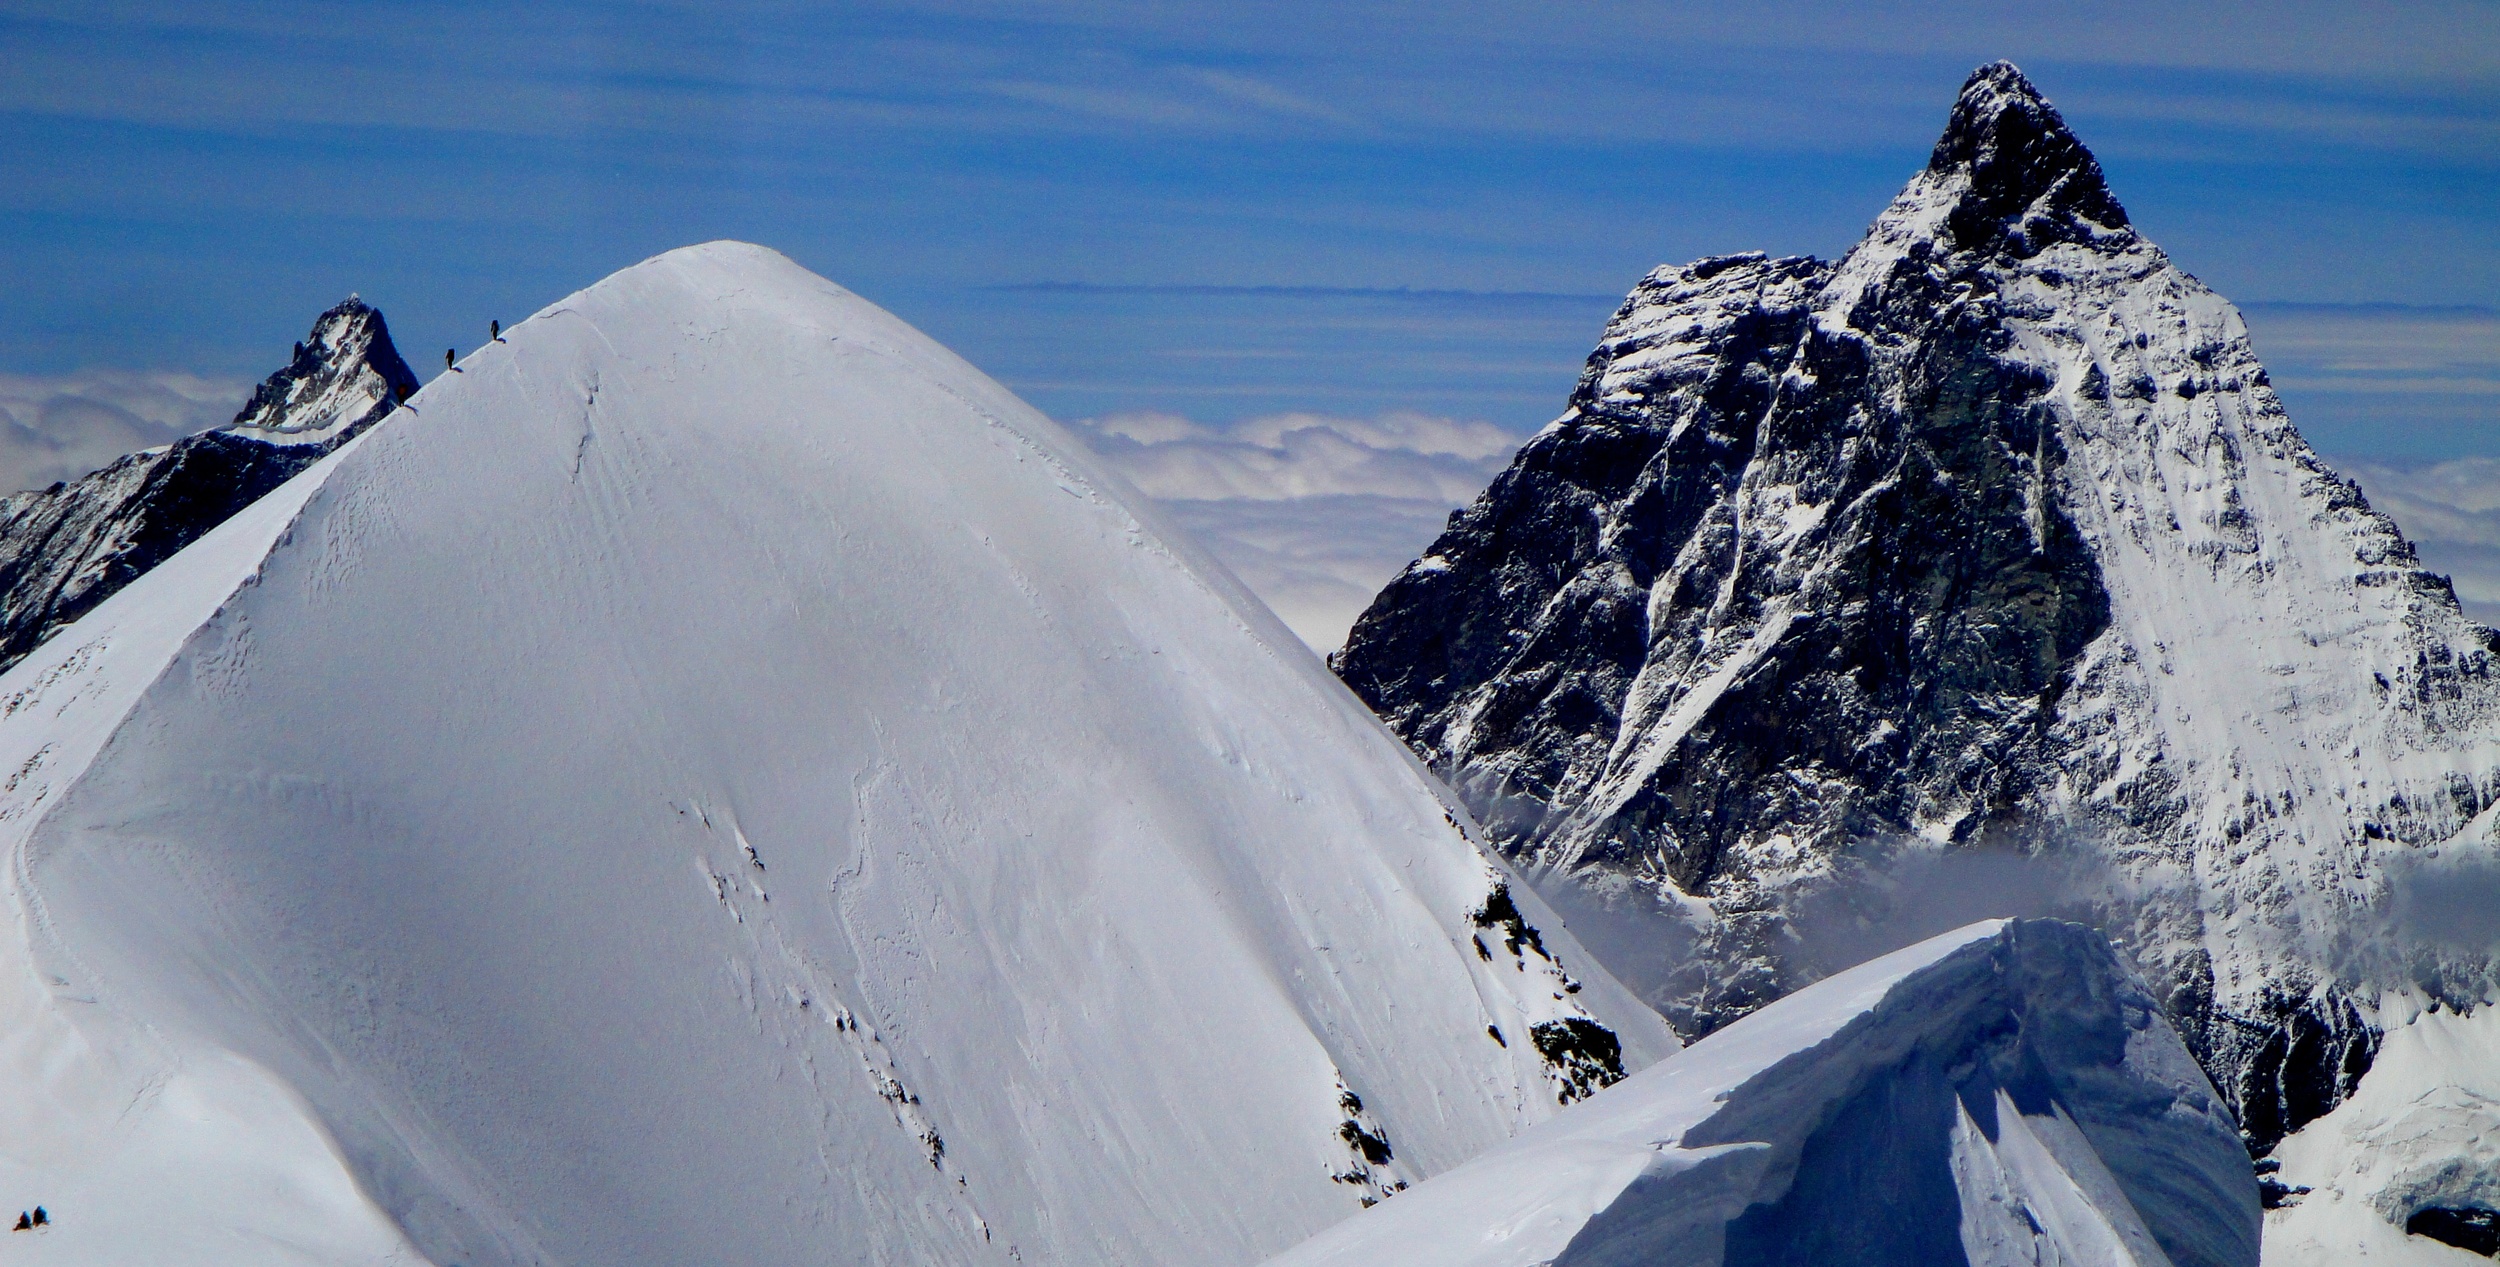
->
[0,242,1673,1267]
[1769,830,2147,983]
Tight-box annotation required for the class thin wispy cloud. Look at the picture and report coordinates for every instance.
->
[2245,303,2500,389]
[11,3,2494,149]
[0,370,246,494]
[1189,69,1361,127]
[4,0,2493,493]
[2233,303,2498,461]
[991,281,1615,304]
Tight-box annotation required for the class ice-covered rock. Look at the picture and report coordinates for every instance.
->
[223,297,415,447]
[1334,60,2500,1153]
[1266,919,2259,1267]
[0,243,1673,1266]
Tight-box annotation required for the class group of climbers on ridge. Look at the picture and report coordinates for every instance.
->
[443,319,504,373]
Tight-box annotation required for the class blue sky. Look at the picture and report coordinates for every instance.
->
[3,1,2495,644]
[3,2,2490,405]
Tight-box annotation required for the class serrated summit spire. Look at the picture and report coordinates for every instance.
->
[0,296,419,673]
[1338,60,2481,1158]
[227,296,420,445]
[1927,60,2129,253]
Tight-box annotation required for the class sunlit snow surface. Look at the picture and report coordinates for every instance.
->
[2266,1004,2500,1265]
[0,242,1673,1266]
[1267,919,2258,1267]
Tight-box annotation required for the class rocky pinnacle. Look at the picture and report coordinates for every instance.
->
[1336,62,2493,1152]
[0,297,419,674]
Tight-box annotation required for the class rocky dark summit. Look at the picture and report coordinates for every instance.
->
[1928,60,2129,254]
[0,297,417,674]
[1336,63,2493,1153]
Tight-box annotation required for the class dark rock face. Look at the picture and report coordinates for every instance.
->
[1344,253,1828,862]
[0,298,417,675]
[2407,1206,2500,1257]
[1336,63,2493,1153]
[1926,61,2129,253]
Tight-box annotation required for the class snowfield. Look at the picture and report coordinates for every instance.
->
[0,242,1672,1266]
[2266,1003,2500,1265]
[1266,918,2259,1267]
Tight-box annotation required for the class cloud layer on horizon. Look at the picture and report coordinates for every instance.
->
[1066,409,1512,650]
[0,360,2489,670]
[0,370,248,496]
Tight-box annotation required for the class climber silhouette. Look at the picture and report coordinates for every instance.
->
[29,1208,43,1227]
[11,1212,26,1231]
[492,319,502,341]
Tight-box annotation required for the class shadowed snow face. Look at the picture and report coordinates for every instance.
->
[1262,920,2259,1267]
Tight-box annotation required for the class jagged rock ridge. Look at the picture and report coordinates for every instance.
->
[1335,62,2500,1153]
[0,297,417,674]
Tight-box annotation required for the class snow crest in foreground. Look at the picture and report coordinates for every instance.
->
[1267,918,2258,1267]
[0,242,1672,1266]
[2264,1003,2500,1265]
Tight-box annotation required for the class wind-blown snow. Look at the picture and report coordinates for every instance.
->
[0,242,1672,1267]
[1265,919,2257,1267]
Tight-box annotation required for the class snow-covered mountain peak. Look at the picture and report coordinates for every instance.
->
[225,294,417,446]
[0,240,1672,1265]
[1337,59,2500,1171]
[0,294,422,679]
[1821,62,2134,324]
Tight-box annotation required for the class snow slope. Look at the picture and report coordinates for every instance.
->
[1267,919,2258,1267]
[0,242,1673,1266]
[2265,1004,2500,1265]
[0,458,427,1264]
